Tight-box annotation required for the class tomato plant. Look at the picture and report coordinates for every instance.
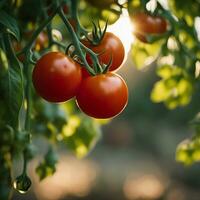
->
[76,72,128,118]
[32,52,82,102]
[0,0,200,199]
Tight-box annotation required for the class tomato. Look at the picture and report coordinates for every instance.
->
[32,52,82,103]
[81,67,91,79]
[85,0,115,8]
[83,32,125,73]
[131,12,167,34]
[76,72,128,119]
[35,32,48,51]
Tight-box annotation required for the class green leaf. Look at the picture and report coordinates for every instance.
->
[176,136,200,165]
[36,147,58,181]
[33,100,68,141]
[128,0,143,16]
[0,64,24,127]
[0,36,24,128]
[62,115,101,158]
[0,11,20,41]
[131,40,162,69]
[151,65,193,109]
[157,64,174,79]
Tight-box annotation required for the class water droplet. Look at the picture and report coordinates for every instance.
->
[13,174,32,194]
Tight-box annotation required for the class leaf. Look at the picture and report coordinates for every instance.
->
[150,81,169,102]
[0,11,20,41]
[36,147,58,181]
[33,100,68,141]
[62,115,101,158]
[1,66,23,127]
[128,0,143,16]
[151,65,193,109]
[131,40,162,69]
[157,64,173,79]
[101,9,121,24]
[0,36,24,128]
[176,136,200,165]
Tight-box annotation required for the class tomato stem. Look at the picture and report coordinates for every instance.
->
[70,0,88,37]
[59,8,96,75]
[17,4,60,56]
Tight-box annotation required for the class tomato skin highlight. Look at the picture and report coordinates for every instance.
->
[76,72,128,119]
[132,12,167,34]
[32,52,82,103]
[83,32,125,72]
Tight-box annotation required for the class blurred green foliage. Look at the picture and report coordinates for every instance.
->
[151,65,194,109]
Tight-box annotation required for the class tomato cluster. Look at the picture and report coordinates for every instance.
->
[131,12,167,43]
[32,32,128,119]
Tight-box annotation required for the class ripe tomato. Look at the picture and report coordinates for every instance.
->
[83,32,125,74]
[32,52,82,103]
[85,0,115,8]
[131,12,167,34]
[76,72,128,119]
[81,67,91,79]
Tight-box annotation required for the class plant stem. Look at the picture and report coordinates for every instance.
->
[70,0,88,37]
[18,5,60,55]
[59,9,96,75]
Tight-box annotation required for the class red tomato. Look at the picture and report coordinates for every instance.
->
[81,67,91,79]
[83,32,125,72]
[76,72,128,119]
[131,12,167,34]
[32,52,82,103]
